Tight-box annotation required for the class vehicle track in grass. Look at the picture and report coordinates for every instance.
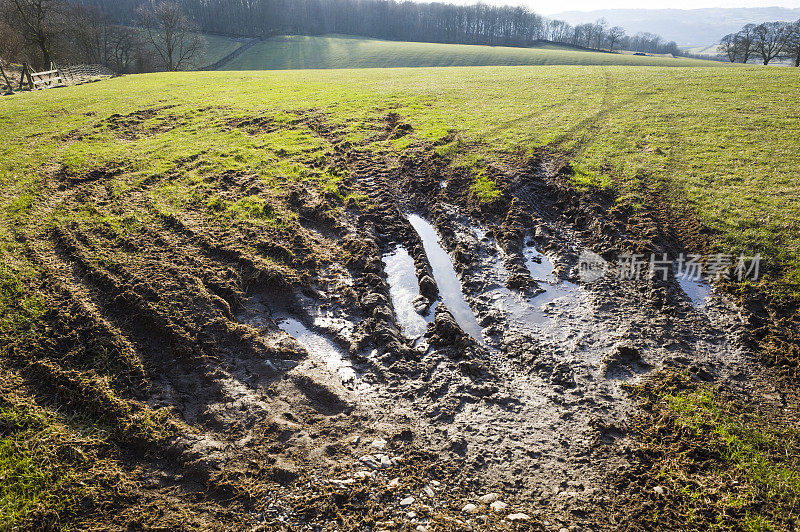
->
[1,107,780,530]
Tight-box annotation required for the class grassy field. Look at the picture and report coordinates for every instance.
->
[195,34,245,68]
[1,64,799,527]
[222,34,725,69]
[4,66,794,287]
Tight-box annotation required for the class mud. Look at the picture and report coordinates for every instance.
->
[6,109,780,529]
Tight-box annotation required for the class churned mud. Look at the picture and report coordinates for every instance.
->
[7,109,778,530]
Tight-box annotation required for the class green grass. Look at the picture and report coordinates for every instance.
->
[1,63,800,528]
[1,66,797,296]
[630,375,800,530]
[196,34,245,68]
[222,34,725,70]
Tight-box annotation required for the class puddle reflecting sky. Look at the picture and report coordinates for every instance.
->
[277,316,357,383]
[382,246,434,339]
[677,274,712,309]
[407,214,484,343]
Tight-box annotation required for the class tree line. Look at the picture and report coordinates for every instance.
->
[719,20,800,66]
[0,0,206,72]
[94,0,682,55]
[1,0,682,73]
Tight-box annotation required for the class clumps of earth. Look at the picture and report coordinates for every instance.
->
[11,109,774,529]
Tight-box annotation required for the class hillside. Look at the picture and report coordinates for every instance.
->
[553,7,800,47]
[2,65,800,530]
[219,34,723,70]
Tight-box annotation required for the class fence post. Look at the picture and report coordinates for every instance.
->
[0,61,12,94]
[24,64,34,90]
[18,63,27,90]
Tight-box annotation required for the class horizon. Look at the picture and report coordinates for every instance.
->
[432,1,800,16]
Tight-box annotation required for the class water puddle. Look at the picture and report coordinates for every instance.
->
[677,274,712,309]
[277,316,357,383]
[524,246,558,284]
[238,295,361,386]
[382,246,435,340]
[406,214,484,342]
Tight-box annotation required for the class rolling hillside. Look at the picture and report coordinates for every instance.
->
[218,34,723,70]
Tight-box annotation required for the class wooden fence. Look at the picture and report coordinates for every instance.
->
[1,62,114,94]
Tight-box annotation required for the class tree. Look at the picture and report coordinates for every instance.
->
[1,0,66,69]
[607,26,625,51]
[783,20,800,67]
[137,1,204,71]
[0,18,25,61]
[752,21,789,65]
[734,24,757,63]
[107,25,145,73]
[719,33,740,62]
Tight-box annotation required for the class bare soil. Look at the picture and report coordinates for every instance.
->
[3,111,786,530]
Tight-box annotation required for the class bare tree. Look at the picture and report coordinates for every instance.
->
[1,0,65,69]
[752,22,788,65]
[137,1,204,71]
[107,25,145,73]
[0,18,25,61]
[783,20,800,67]
[718,33,740,62]
[607,26,625,51]
[734,24,757,63]
[69,4,112,65]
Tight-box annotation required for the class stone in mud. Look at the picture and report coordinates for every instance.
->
[400,496,415,507]
[412,295,430,314]
[490,500,508,512]
[462,503,478,514]
[479,493,500,504]
[506,513,529,521]
[419,274,438,300]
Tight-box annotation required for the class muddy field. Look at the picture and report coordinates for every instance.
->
[3,108,788,530]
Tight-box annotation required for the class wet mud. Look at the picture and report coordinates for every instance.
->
[7,109,780,530]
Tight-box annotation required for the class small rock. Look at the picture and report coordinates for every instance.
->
[407,511,417,519]
[423,485,435,498]
[376,454,394,468]
[479,493,500,504]
[353,470,373,479]
[462,503,478,514]
[506,513,529,521]
[415,526,428,532]
[388,477,400,488]
[400,496,415,507]
[371,439,387,450]
[430,480,441,487]
[360,455,381,469]
[490,501,507,512]
[653,486,665,495]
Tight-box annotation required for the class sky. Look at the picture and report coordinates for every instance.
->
[438,0,800,15]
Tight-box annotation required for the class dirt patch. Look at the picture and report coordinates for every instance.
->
[101,105,180,140]
[223,114,280,135]
[2,111,774,529]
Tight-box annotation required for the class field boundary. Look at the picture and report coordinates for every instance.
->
[200,38,261,71]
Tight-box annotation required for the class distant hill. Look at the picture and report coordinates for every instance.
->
[218,34,724,70]
[551,7,800,47]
